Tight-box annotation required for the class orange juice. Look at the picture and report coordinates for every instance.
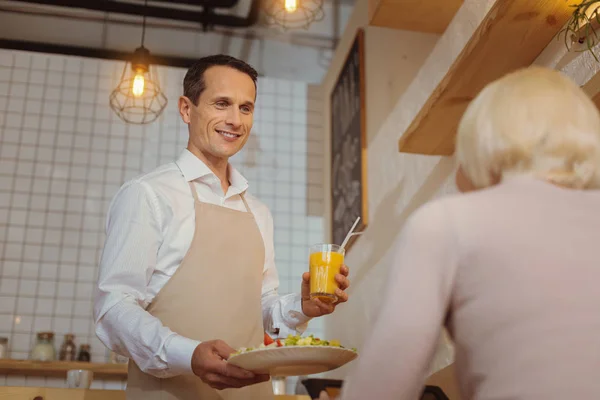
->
[309,244,345,303]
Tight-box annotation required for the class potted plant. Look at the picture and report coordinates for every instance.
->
[560,0,600,60]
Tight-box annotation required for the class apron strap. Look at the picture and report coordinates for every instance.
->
[239,192,252,213]
[187,182,200,202]
[189,180,251,214]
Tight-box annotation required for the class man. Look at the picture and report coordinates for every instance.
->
[94,55,351,400]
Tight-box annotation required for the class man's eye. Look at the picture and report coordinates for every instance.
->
[241,106,251,113]
[216,101,227,108]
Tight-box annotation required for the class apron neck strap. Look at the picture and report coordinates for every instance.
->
[188,182,200,202]
[188,181,252,214]
[239,192,251,213]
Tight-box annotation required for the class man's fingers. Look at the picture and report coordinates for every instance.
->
[209,383,228,390]
[204,373,248,389]
[212,340,236,360]
[335,288,348,303]
[209,341,269,381]
[255,374,271,382]
[314,298,335,314]
[204,372,270,390]
[220,360,258,380]
[203,373,241,389]
[205,342,256,380]
[335,274,350,290]
[302,272,310,283]
[340,265,350,276]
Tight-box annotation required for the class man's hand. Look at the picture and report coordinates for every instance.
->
[191,340,270,390]
[301,265,350,317]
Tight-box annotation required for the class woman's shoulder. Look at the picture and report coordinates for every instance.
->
[406,185,509,233]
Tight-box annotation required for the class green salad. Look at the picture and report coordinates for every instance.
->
[232,334,357,356]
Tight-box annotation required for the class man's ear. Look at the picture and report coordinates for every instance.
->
[178,96,193,124]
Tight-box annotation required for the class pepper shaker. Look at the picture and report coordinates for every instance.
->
[77,344,91,362]
[59,334,77,361]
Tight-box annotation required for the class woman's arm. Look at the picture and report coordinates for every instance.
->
[341,201,459,400]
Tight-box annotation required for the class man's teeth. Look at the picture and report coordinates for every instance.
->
[218,130,239,138]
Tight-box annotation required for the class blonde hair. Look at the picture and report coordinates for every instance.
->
[456,66,600,190]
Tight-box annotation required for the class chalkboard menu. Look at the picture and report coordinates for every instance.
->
[330,29,367,251]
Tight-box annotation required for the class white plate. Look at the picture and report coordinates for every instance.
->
[227,346,358,376]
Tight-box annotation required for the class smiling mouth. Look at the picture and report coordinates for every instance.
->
[216,130,242,139]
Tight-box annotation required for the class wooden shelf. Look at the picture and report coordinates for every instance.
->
[368,0,464,34]
[0,388,309,400]
[398,0,580,156]
[0,387,126,400]
[0,359,127,379]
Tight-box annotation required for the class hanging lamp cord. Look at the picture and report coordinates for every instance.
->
[141,0,148,47]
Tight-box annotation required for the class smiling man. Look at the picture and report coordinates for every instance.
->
[93,55,351,400]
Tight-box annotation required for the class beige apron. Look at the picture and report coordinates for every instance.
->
[126,181,274,400]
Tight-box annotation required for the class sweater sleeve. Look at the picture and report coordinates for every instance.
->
[341,201,459,400]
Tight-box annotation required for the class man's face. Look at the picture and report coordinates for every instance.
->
[179,66,256,162]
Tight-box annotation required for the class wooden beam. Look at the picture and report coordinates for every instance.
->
[368,0,464,34]
[398,0,580,156]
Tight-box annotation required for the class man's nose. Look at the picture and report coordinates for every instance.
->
[226,107,242,127]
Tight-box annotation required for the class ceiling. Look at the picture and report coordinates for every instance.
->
[0,0,354,82]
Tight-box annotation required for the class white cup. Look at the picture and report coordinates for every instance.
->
[272,376,286,395]
[66,369,93,389]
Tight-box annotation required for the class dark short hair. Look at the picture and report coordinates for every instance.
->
[183,54,258,105]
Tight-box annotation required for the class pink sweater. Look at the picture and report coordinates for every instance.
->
[341,177,600,400]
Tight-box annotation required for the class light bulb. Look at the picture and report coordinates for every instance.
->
[284,0,297,12]
[132,73,145,97]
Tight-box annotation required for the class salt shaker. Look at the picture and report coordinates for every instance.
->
[31,332,56,361]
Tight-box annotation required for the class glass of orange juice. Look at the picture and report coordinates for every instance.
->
[309,244,345,304]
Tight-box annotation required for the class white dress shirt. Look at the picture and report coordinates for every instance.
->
[94,149,310,378]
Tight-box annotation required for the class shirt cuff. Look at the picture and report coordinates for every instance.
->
[165,335,201,375]
[275,293,311,338]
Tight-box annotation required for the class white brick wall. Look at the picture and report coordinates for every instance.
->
[0,48,325,389]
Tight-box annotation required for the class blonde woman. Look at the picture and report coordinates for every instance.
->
[338,67,600,400]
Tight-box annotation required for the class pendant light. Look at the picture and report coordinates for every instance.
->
[109,0,168,124]
[263,0,325,30]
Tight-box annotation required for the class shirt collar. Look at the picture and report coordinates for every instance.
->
[175,149,249,194]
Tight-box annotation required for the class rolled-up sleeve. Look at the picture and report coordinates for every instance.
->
[93,181,199,378]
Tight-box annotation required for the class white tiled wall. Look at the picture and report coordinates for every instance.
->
[0,49,325,388]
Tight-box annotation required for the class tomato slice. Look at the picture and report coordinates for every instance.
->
[264,332,274,346]
[276,339,282,347]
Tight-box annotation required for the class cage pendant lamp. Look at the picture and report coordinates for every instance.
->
[109,0,167,124]
[263,0,325,30]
